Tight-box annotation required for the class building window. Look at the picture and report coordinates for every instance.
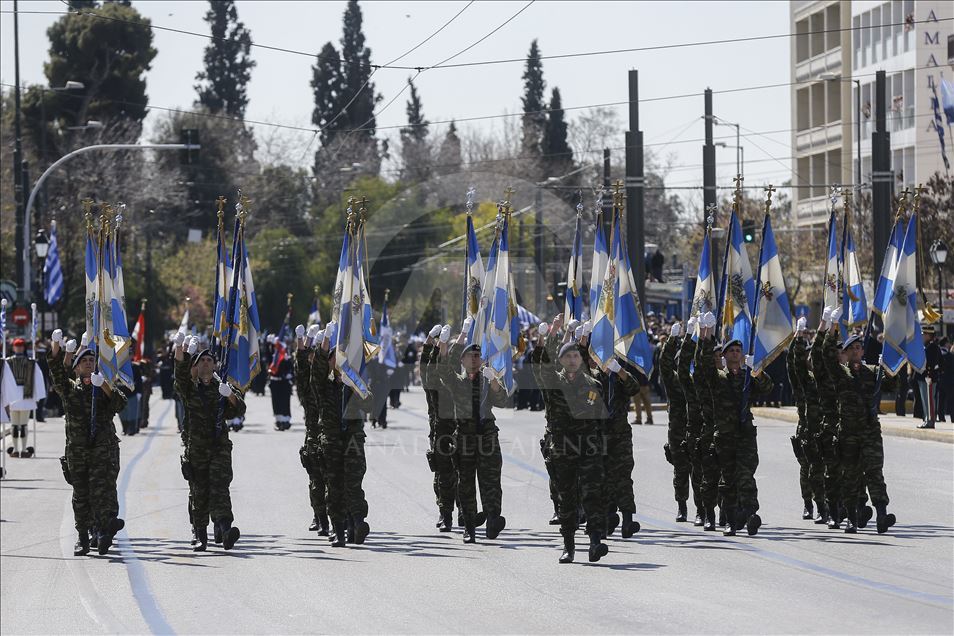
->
[861,11,870,67]
[796,17,810,63]
[827,149,841,189]
[811,11,825,58]
[812,152,826,198]
[872,5,881,64]
[811,82,825,128]
[892,0,902,57]
[797,87,811,131]
[827,80,842,123]
[826,3,841,51]
[903,0,914,52]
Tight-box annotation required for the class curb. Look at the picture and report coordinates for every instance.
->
[751,407,953,444]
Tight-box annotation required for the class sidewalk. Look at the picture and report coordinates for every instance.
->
[751,406,954,443]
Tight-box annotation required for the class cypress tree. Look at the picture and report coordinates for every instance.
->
[194,0,256,118]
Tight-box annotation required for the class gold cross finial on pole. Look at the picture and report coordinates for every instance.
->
[733,174,743,192]
[216,196,226,224]
[503,186,515,207]
[313,285,320,297]
[913,183,923,213]
[287,293,294,308]
[384,288,391,302]
[83,198,94,230]
[237,190,251,224]
[705,203,717,229]
[763,184,776,214]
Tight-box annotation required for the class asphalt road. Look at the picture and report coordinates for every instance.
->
[2,387,952,635]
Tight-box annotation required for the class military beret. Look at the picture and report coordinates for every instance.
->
[558,342,582,359]
[71,348,94,369]
[460,343,481,358]
[191,349,215,367]
[720,339,743,352]
[841,334,862,350]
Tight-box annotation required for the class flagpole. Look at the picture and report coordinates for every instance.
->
[91,209,107,442]
[30,301,37,452]
[216,194,249,436]
[211,196,226,355]
[716,178,742,339]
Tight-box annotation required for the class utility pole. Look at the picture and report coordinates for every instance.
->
[703,88,720,284]
[534,185,544,312]
[871,70,893,292]
[12,0,26,302]
[603,148,611,191]
[625,70,646,301]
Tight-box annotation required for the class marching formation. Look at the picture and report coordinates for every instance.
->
[2,175,936,565]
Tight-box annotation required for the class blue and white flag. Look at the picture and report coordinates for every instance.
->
[721,211,756,347]
[308,297,322,327]
[942,78,954,124]
[613,214,654,377]
[564,212,584,323]
[841,219,867,330]
[474,217,501,340]
[95,228,125,389]
[211,217,233,346]
[356,220,379,360]
[107,219,133,389]
[589,210,620,370]
[331,214,351,324]
[85,228,99,342]
[43,221,64,306]
[378,294,397,369]
[881,216,926,376]
[335,225,371,398]
[873,217,903,317]
[589,207,608,320]
[823,210,840,311]
[691,227,715,320]
[750,213,793,375]
[481,215,515,395]
[225,224,262,391]
[462,214,485,344]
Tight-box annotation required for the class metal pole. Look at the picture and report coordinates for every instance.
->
[625,69,646,302]
[855,79,862,192]
[534,185,544,312]
[735,123,741,180]
[871,70,893,292]
[13,0,26,301]
[703,88,719,284]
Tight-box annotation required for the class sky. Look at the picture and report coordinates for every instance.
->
[1,0,793,216]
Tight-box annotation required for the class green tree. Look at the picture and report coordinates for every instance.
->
[399,77,431,183]
[194,0,256,118]
[311,42,344,145]
[520,39,546,177]
[435,121,462,176]
[541,87,573,179]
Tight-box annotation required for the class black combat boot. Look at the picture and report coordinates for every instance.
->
[438,514,445,529]
[703,507,717,531]
[74,530,90,556]
[486,514,506,540]
[317,512,330,536]
[309,518,320,532]
[813,502,828,524]
[718,507,727,529]
[858,504,873,529]
[746,511,762,536]
[214,522,223,544]
[346,516,355,543]
[676,500,688,522]
[89,527,99,550]
[827,501,841,529]
[559,529,575,564]
[330,522,347,547]
[606,512,620,536]
[216,519,240,550]
[843,506,858,534]
[722,507,738,536]
[802,498,813,520]
[191,526,199,546]
[97,518,124,555]
[353,518,370,545]
[875,504,896,535]
[620,512,640,539]
[475,511,487,527]
[438,510,453,533]
[693,506,704,527]
[462,517,477,544]
[587,532,608,562]
[549,503,560,526]
[193,526,208,552]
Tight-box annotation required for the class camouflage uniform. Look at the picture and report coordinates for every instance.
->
[530,340,607,537]
[48,349,127,535]
[697,338,774,527]
[294,349,326,525]
[822,330,893,526]
[659,336,693,509]
[313,349,374,528]
[676,336,711,520]
[590,364,639,520]
[420,343,459,519]
[810,331,847,522]
[786,337,812,508]
[434,343,509,526]
[175,358,246,528]
[789,336,826,514]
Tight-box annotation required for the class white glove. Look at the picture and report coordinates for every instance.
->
[745,354,754,369]
[829,305,843,322]
[582,320,593,335]
[81,331,90,347]
[687,316,698,333]
[481,366,494,380]
[439,325,451,343]
[429,324,442,338]
[90,372,105,387]
[567,319,580,334]
[720,356,727,369]
[52,329,64,344]
[538,322,549,337]
[702,311,716,328]
[606,358,622,373]
[324,322,336,342]
[574,326,584,341]
[295,324,305,338]
[462,317,474,334]
[670,323,682,338]
[796,316,807,332]
[218,382,232,397]
[386,369,394,376]
[314,331,325,345]
[822,306,833,322]
[187,338,198,355]
[306,325,322,340]
[172,331,185,347]
[267,334,277,345]
[65,339,78,353]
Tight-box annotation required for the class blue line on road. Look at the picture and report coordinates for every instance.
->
[116,399,176,636]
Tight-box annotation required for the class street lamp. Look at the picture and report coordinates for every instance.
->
[712,116,741,178]
[715,142,745,179]
[820,72,862,193]
[34,229,49,259]
[930,239,948,335]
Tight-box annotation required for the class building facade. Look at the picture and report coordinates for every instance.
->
[790,0,953,227]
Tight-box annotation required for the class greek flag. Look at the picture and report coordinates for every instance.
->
[335,224,371,398]
[43,221,64,306]
[692,227,715,319]
[564,212,584,323]
[378,295,397,369]
[225,224,261,391]
[589,209,620,370]
[516,304,540,328]
[463,214,485,344]
[720,211,756,347]
[481,215,515,395]
[474,218,500,341]
[589,208,608,319]
[881,216,926,376]
[331,215,351,324]
[356,220,379,360]
[750,213,793,375]
[823,210,840,311]
[872,217,903,317]
[106,221,134,389]
[308,297,322,327]
[85,228,98,342]
[841,219,867,329]
[613,212,654,377]
[212,217,234,346]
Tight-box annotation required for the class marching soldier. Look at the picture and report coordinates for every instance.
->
[173,332,245,551]
[531,315,609,563]
[4,337,46,458]
[434,322,509,544]
[821,306,897,534]
[696,312,775,536]
[48,330,127,556]
[420,325,459,533]
[811,308,849,528]
[314,322,374,547]
[659,322,693,522]
[293,324,329,535]
[788,318,828,523]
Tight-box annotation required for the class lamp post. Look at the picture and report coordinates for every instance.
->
[930,239,948,336]
[33,229,49,331]
[715,142,745,180]
[712,117,741,179]
[820,73,862,193]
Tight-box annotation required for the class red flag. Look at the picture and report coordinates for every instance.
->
[131,309,145,361]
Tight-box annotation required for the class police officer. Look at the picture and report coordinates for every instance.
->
[531,315,609,563]
[293,324,329,535]
[48,330,127,556]
[420,324,460,533]
[173,332,245,551]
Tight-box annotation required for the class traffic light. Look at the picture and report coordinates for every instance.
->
[179,128,200,165]
[742,219,756,243]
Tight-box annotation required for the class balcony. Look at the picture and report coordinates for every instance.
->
[794,48,842,83]
[795,120,844,153]
[795,196,831,227]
